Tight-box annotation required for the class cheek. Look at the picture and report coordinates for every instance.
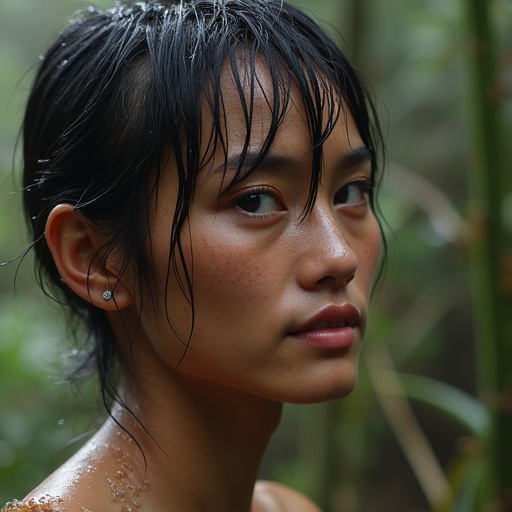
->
[355,217,382,289]
[191,236,278,306]
[366,224,382,278]
[172,236,286,369]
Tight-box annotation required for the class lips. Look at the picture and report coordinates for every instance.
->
[309,320,350,329]
[291,303,361,333]
[287,303,361,349]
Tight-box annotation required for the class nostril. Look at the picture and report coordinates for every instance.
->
[344,270,356,285]
[314,267,355,288]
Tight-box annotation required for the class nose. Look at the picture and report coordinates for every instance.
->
[296,209,358,291]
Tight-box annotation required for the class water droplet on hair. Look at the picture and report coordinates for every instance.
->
[60,42,67,47]
[31,216,36,221]
[37,159,49,164]
[26,187,31,192]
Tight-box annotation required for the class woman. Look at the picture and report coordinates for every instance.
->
[2,0,384,510]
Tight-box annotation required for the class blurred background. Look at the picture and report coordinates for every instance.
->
[0,0,510,511]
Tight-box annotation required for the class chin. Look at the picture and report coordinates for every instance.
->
[281,370,359,405]
[290,385,357,405]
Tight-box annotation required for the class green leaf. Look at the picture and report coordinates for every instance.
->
[395,372,490,436]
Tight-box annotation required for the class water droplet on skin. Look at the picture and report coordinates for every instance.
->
[102,441,150,511]
[3,494,66,511]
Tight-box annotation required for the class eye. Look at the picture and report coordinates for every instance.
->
[234,187,284,215]
[334,181,372,207]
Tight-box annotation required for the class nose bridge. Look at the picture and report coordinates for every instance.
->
[313,208,351,257]
[297,206,358,288]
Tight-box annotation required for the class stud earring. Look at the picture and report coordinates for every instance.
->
[102,290,112,301]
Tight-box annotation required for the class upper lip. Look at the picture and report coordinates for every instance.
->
[288,303,361,334]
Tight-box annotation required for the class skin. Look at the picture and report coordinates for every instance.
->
[10,63,381,512]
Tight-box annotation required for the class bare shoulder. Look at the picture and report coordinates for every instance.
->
[1,496,65,512]
[1,490,105,512]
[254,480,323,512]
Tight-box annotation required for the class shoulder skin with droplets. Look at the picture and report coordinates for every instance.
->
[1,498,129,512]
[1,496,65,512]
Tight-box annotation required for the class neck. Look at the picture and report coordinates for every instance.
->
[106,370,283,512]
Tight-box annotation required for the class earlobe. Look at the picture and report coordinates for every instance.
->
[45,204,133,311]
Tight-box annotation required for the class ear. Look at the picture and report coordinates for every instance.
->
[45,204,133,311]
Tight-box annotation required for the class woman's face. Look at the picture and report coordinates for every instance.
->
[130,66,382,404]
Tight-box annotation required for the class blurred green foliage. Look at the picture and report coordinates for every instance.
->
[0,0,510,510]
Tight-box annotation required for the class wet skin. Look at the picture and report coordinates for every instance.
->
[19,64,382,512]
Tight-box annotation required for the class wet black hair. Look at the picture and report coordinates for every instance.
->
[22,0,385,408]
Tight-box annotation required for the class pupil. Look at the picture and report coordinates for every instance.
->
[335,188,348,203]
[241,193,261,213]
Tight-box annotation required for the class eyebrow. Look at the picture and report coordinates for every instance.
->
[212,145,372,176]
[338,145,373,170]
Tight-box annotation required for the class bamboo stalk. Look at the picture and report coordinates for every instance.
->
[463,0,512,508]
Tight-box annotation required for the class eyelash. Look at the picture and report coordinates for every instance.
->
[335,179,374,207]
[231,186,283,218]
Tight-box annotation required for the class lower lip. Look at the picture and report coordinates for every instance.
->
[288,326,356,349]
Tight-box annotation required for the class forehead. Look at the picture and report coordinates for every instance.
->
[213,57,290,140]
[202,56,349,156]
[201,57,361,164]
